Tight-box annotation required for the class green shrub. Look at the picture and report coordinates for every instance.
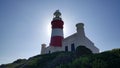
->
[75,46,92,57]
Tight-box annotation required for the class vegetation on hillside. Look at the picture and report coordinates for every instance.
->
[0,47,120,68]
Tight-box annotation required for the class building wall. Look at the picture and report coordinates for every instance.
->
[62,32,99,53]
[41,46,63,54]
[62,33,77,51]
[41,35,99,54]
[41,23,99,54]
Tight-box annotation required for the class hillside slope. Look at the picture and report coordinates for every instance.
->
[0,48,120,68]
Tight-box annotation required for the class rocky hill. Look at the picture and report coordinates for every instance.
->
[0,46,120,68]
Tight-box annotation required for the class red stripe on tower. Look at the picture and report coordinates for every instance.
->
[50,10,64,47]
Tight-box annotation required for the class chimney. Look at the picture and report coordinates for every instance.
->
[41,44,46,54]
[76,23,85,37]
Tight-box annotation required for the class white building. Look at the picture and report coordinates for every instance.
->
[41,10,99,54]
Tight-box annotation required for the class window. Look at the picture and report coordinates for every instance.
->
[49,50,51,53]
[65,46,68,52]
[71,43,75,51]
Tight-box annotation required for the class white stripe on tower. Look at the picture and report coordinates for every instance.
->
[51,29,63,37]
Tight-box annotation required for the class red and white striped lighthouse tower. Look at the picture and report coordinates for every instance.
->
[50,10,64,47]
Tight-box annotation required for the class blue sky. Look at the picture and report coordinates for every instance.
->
[0,0,120,65]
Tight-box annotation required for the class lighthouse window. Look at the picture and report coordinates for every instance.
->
[65,46,68,52]
[71,43,75,51]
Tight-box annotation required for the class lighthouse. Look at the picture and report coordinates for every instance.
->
[41,10,99,54]
[50,10,64,47]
